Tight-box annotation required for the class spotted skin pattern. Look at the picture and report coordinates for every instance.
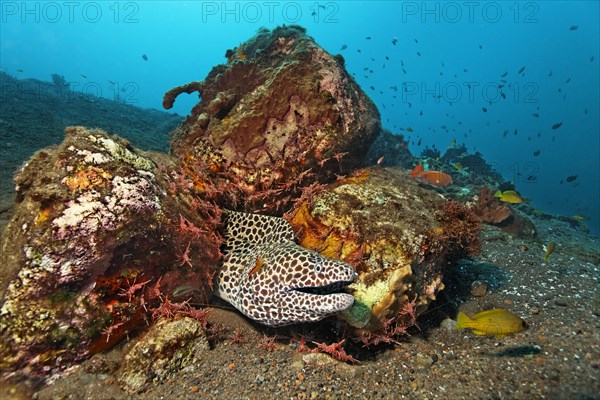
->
[214,210,356,326]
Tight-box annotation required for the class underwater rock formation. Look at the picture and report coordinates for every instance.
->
[164,25,381,213]
[0,127,220,374]
[287,167,481,335]
[474,186,536,237]
[118,317,209,393]
[0,71,183,231]
[363,129,414,169]
[475,186,513,224]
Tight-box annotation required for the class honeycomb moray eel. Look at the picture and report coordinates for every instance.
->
[214,210,356,326]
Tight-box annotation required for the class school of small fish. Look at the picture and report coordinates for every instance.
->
[337,25,592,220]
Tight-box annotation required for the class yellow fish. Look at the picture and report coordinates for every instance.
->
[494,190,523,204]
[572,214,588,221]
[456,309,526,336]
[543,241,556,261]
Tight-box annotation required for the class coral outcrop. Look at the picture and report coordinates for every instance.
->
[474,186,536,237]
[0,127,220,374]
[474,186,513,225]
[364,129,414,169]
[286,167,481,336]
[165,25,381,213]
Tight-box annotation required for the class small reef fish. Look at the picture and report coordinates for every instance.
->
[494,190,523,204]
[411,164,453,187]
[572,214,588,221]
[566,175,577,182]
[533,150,541,157]
[543,241,556,261]
[456,309,526,336]
[551,122,563,130]
[569,25,578,30]
[141,54,148,61]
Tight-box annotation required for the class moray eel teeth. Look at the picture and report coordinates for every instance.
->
[214,210,356,326]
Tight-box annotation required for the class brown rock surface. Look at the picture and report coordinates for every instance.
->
[165,25,381,212]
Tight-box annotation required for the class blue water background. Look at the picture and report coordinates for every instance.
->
[1,1,598,234]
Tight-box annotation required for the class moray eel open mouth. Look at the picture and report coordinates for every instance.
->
[292,279,354,295]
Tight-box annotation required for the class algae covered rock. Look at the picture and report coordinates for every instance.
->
[287,167,481,334]
[118,317,209,393]
[0,126,220,374]
[164,25,381,212]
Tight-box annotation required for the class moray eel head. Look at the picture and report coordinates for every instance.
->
[214,211,356,326]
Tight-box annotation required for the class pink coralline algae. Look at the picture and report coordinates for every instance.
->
[53,174,160,241]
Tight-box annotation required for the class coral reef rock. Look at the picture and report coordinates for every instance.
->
[364,129,414,169]
[0,126,220,375]
[474,186,536,237]
[118,317,209,393]
[164,25,381,212]
[287,167,481,333]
